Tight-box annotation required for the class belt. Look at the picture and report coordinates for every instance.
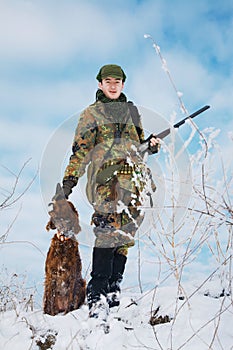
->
[101,160,139,175]
[101,160,122,170]
[117,163,136,175]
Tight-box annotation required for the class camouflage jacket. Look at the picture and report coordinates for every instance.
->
[63,100,151,203]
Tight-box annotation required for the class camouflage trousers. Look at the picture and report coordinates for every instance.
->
[91,176,144,256]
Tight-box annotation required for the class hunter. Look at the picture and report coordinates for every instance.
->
[55,64,160,317]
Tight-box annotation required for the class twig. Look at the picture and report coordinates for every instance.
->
[0,159,38,209]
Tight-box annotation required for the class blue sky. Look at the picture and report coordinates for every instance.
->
[0,0,232,300]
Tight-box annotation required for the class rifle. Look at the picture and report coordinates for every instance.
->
[139,105,210,153]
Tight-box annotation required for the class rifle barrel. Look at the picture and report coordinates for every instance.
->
[174,105,210,128]
[139,105,210,152]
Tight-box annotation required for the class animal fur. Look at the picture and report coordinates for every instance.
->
[46,200,81,236]
[43,234,86,315]
[44,200,85,316]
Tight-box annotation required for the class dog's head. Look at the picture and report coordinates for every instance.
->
[46,200,81,236]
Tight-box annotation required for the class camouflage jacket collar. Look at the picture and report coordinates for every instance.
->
[95,89,127,104]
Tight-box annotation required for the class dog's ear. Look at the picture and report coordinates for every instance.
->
[52,183,66,201]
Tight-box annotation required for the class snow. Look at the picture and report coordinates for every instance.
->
[1,282,232,350]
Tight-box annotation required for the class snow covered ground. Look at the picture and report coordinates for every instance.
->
[1,282,232,350]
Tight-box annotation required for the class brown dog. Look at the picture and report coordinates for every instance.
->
[44,200,86,315]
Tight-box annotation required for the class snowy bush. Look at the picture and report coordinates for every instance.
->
[0,267,35,315]
[140,125,232,297]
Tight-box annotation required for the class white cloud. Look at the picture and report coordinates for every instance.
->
[0,119,51,164]
[0,1,160,65]
[0,77,97,126]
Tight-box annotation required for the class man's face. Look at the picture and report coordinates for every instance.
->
[98,77,124,100]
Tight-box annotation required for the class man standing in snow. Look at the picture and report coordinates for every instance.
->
[54,64,160,317]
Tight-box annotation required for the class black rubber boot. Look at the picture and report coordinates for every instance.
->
[87,247,115,316]
[108,252,127,308]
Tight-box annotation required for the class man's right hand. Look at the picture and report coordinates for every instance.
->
[52,179,76,201]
